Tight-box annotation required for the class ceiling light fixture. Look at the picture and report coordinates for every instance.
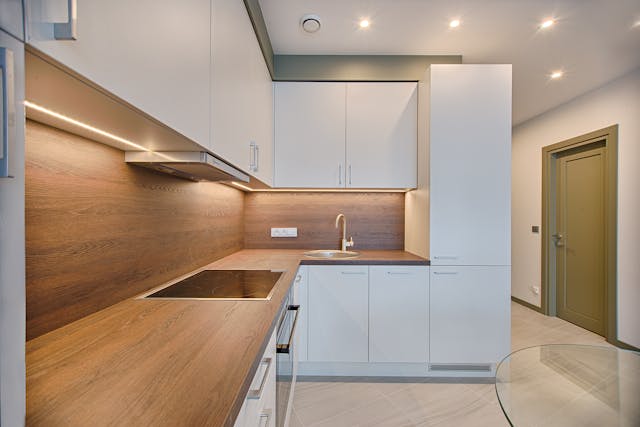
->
[540,18,555,29]
[301,14,321,33]
[550,70,564,80]
[449,19,461,28]
[359,19,370,28]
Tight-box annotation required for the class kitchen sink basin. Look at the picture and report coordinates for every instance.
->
[304,250,361,259]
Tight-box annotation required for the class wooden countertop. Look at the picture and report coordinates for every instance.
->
[26,249,427,427]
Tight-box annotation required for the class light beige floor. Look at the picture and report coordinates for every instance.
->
[290,301,611,427]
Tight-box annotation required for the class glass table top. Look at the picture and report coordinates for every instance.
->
[495,344,640,427]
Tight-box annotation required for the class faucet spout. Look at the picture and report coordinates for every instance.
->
[335,213,354,251]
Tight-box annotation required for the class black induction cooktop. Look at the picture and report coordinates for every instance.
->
[145,270,283,300]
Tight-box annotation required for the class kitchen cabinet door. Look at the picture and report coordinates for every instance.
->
[274,82,346,188]
[211,0,273,184]
[429,266,510,365]
[0,0,24,40]
[346,83,417,188]
[369,266,428,363]
[307,266,368,362]
[26,0,210,148]
[294,266,308,362]
[429,64,511,266]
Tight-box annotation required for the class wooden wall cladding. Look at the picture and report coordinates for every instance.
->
[244,192,405,250]
[25,120,244,340]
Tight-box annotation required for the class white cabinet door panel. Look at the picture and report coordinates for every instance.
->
[346,83,417,188]
[274,82,346,188]
[369,266,428,363]
[308,266,368,362]
[429,65,511,266]
[429,266,511,365]
[26,0,211,147]
[211,0,273,182]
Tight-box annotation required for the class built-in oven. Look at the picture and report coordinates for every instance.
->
[275,288,299,427]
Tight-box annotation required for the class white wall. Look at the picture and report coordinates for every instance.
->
[512,68,640,348]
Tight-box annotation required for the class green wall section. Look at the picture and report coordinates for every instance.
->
[242,2,461,82]
[273,54,462,81]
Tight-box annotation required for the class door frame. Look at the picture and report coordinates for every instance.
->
[541,125,618,344]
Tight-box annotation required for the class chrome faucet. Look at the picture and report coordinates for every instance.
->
[335,213,354,252]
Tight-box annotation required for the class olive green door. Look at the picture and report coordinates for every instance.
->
[554,146,606,335]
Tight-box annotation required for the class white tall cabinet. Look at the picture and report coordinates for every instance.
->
[274,82,417,188]
[412,64,512,369]
[428,65,511,266]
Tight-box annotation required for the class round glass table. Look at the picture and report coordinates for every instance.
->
[495,344,640,427]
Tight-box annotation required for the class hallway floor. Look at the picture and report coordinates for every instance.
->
[290,301,611,427]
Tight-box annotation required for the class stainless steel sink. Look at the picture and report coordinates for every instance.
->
[304,250,361,259]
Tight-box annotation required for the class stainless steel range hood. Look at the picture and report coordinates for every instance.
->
[125,151,250,182]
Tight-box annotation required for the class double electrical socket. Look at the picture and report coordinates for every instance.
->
[271,227,298,238]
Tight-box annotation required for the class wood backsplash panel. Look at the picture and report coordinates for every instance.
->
[244,192,405,250]
[26,120,244,340]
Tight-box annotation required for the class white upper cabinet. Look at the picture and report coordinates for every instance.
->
[26,0,211,148]
[211,0,273,185]
[0,0,24,40]
[428,65,511,266]
[346,83,417,188]
[274,82,346,188]
[274,82,417,189]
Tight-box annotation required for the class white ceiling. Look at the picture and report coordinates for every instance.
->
[259,0,640,125]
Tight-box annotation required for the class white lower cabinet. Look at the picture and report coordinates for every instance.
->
[308,266,369,362]
[429,266,511,366]
[369,266,429,363]
[234,329,276,427]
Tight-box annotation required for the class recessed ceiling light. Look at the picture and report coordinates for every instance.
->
[449,19,461,28]
[540,19,555,29]
[550,70,564,80]
[359,19,370,28]
[301,14,321,33]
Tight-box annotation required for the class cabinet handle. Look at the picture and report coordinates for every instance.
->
[295,274,302,283]
[340,271,366,275]
[348,164,352,185]
[54,0,78,40]
[0,48,14,179]
[255,144,259,172]
[249,142,256,171]
[259,410,272,427]
[433,255,459,260]
[387,271,412,275]
[247,357,272,399]
[338,164,342,185]
[433,271,459,275]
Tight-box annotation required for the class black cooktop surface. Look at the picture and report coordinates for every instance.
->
[146,270,283,299]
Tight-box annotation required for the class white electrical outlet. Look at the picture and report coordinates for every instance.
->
[271,227,298,238]
[531,286,540,295]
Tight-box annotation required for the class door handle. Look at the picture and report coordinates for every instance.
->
[348,164,352,186]
[338,164,342,186]
[54,0,78,40]
[0,48,15,179]
[552,233,564,247]
[276,305,300,354]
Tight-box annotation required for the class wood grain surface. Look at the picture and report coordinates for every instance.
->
[244,192,405,250]
[26,249,426,427]
[25,120,244,339]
